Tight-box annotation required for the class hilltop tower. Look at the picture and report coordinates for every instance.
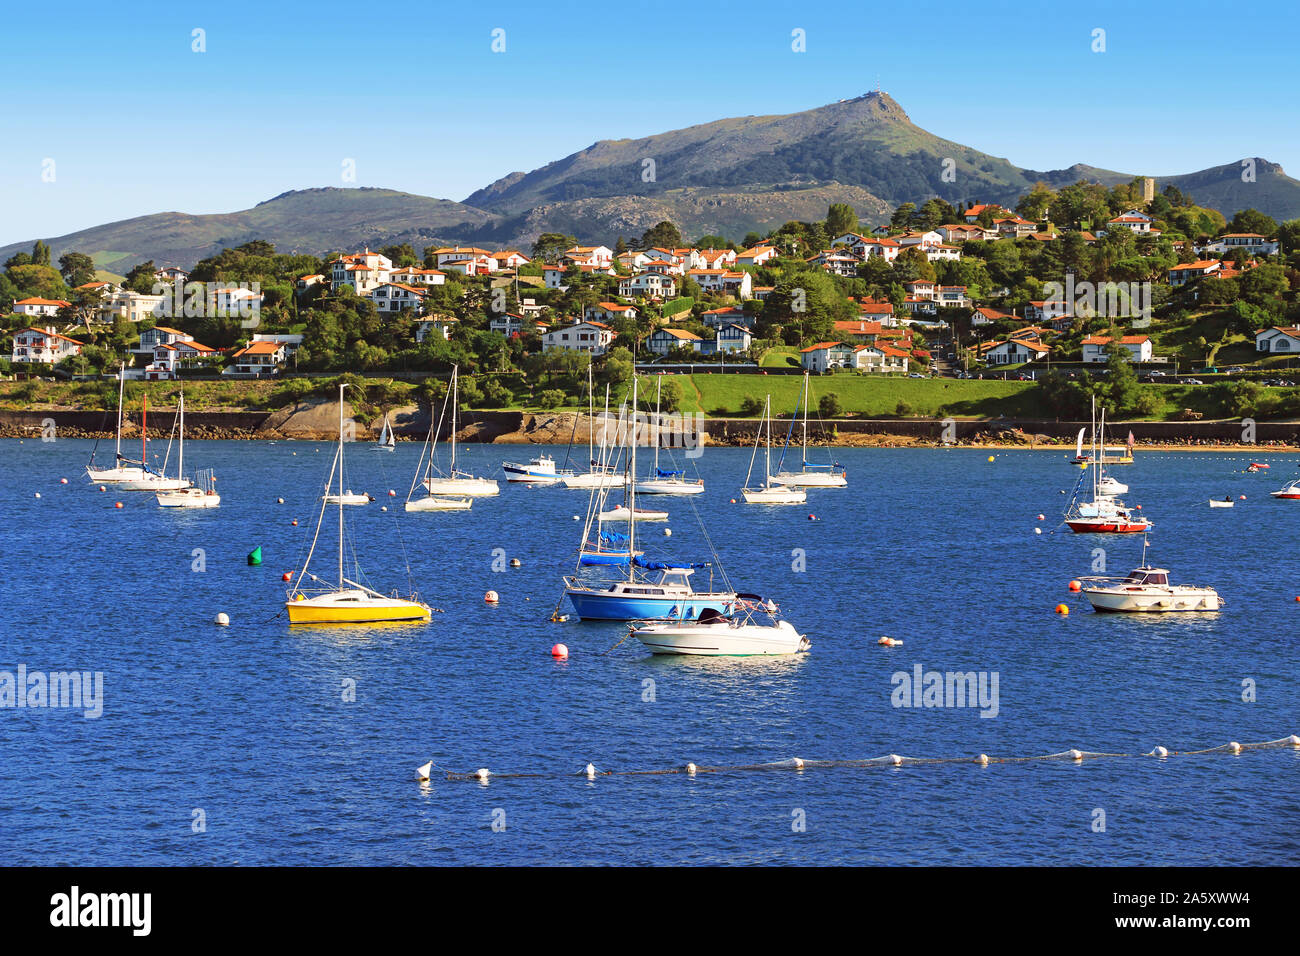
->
[1142,177,1155,202]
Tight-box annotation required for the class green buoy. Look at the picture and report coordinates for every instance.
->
[248,546,263,566]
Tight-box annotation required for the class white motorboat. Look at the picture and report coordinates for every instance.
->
[86,367,149,483]
[1208,497,1235,508]
[322,491,373,505]
[503,453,568,483]
[1079,567,1222,613]
[404,495,472,512]
[630,603,810,656]
[1270,479,1300,499]
[741,395,808,504]
[1097,475,1128,495]
[598,505,668,522]
[157,467,220,508]
[770,372,847,488]
[414,366,499,496]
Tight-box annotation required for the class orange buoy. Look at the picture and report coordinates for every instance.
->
[551,643,568,659]
[114,501,123,509]
[291,519,298,526]
[1068,580,1081,592]
[1055,603,1069,615]
[484,590,499,604]
[282,572,292,582]
[99,485,107,492]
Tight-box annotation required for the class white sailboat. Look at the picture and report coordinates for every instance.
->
[86,366,150,483]
[154,392,221,506]
[741,395,807,504]
[287,384,432,624]
[421,365,500,496]
[375,413,396,451]
[563,378,621,489]
[115,394,193,491]
[770,372,847,488]
[633,376,704,496]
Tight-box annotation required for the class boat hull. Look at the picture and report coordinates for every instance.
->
[633,479,705,495]
[631,620,810,655]
[286,592,431,624]
[503,460,565,483]
[156,490,220,508]
[598,506,667,522]
[741,486,807,504]
[115,477,194,491]
[322,494,371,505]
[561,472,622,489]
[1082,588,1221,612]
[86,466,149,483]
[422,477,499,496]
[1066,518,1151,533]
[565,589,736,621]
[405,497,472,511]
[770,472,847,488]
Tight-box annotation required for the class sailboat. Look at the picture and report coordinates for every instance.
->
[286,384,432,624]
[563,376,737,620]
[770,372,847,488]
[421,366,500,496]
[1071,400,1134,465]
[114,394,193,491]
[155,392,220,507]
[374,413,396,451]
[632,376,705,495]
[741,395,807,504]
[563,376,621,489]
[576,416,642,566]
[405,388,472,512]
[1064,404,1150,534]
[86,368,150,484]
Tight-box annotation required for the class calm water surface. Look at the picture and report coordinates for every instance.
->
[2,437,1298,865]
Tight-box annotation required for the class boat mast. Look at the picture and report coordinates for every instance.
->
[115,366,125,461]
[765,394,773,484]
[177,390,184,481]
[801,372,809,471]
[652,375,661,478]
[628,376,638,581]
[449,366,458,476]
[142,394,148,473]
[587,362,595,468]
[338,382,346,590]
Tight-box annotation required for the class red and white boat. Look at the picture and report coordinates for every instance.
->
[1065,509,1151,534]
[1064,402,1150,533]
[1269,479,1300,499]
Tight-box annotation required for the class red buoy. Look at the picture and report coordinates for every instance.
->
[551,643,568,659]
[1068,580,1081,592]
[114,501,123,509]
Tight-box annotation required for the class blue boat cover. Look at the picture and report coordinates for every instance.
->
[654,468,684,478]
[633,556,707,570]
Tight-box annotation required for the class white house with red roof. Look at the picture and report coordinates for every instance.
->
[1201,234,1280,257]
[329,250,392,293]
[1082,334,1153,363]
[972,306,1016,327]
[223,340,287,376]
[1168,260,1222,287]
[619,272,677,299]
[701,306,753,329]
[1104,211,1158,236]
[145,339,219,380]
[799,341,856,372]
[807,250,860,277]
[936,286,970,308]
[736,245,778,267]
[1255,326,1300,353]
[542,320,614,355]
[416,316,458,342]
[584,301,639,323]
[648,327,704,356]
[963,204,1009,223]
[13,297,70,317]
[853,343,910,374]
[367,282,426,313]
[389,266,446,286]
[564,245,614,268]
[492,250,532,269]
[10,327,84,365]
[984,338,1051,366]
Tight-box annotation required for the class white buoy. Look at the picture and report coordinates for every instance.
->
[888,754,902,766]
[475,768,491,782]
[388,490,396,497]
[792,757,804,769]
[1151,746,1168,758]
[34,492,40,499]
[416,761,432,781]
[60,478,68,485]
[277,497,285,504]
[214,613,230,626]
[685,762,697,775]
[1069,749,1083,761]
[484,590,499,604]
[663,528,672,536]
[380,506,387,512]
[573,515,580,520]
[585,763,597,779]
[976,754,989,766]
[1033,527,1041,534]
[1288,735,1300,747]
[1228,741,1242,754]
[509,558,521,568]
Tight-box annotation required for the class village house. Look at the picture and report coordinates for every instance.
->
[1023,300,1073,328]
[329,250,392,293]
[972,306,1016,327]
[367,282,425,313]
[1255,326,1300,353]
[73,280,118,296]
[984,338,1051,365]
[1103,211,1158,236]
[134,326,194,356]
[808,250,860,277]
[938,224,986,243]
[736,245,778,267]
[712,323,752,354]
[430,246,494,269]
[296,273,325,290]
[698,248,737,269]
[853,343,910,374]
[153,266,190,283]
[904,280,937,300]
[963,204,1009,224]
[1168,260,1222,287]
[799,341,856,372]
[701,306,752,329]
[488,312,530,336]
[615,250,652,271]
[648,327,703,356]
[415,316,458,342]
[584,301,639,323]
[542,320,614,355]
[834,320,890,342]
[936,286,970,309]
[645,258,686,277]
[1082,334,1153,363]
[994,217,1037,239]
[223,340,287,377]
[855,238,901,262]
[563,245,614,268]
[144,339,220,380]
[1200,234,1279,257]
[388,266,447,286]
[619,272,677,299]
[10,326,84,365]
[926,243,963,262]
[492,250,532,270]
[896,230,944,250]
[98,289,169,323]
[13,297,70,318]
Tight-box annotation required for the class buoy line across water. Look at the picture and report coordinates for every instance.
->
[420,734,1300,783]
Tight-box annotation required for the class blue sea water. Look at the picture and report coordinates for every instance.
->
[2,436,1299,865]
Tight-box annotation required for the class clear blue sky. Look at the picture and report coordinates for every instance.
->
[2,0,1296,246]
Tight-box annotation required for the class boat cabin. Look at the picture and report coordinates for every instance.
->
[1123,568,1169,586]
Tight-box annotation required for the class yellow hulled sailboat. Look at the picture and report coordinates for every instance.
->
[286,384,431,625]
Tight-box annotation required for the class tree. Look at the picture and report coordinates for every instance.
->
[1228,209,1278,237]
[32,240,51,267]
[639,221,682,250]
[1015,182,1055,222]
[58,252,96,288]
[889,202,916,232]
[825,203,858,238]
[818,392,843,417]
[1276,219,1300,255]
[531,233,576,263]
[124,261,159,294]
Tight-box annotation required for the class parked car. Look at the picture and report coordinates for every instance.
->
[909,372,925,378]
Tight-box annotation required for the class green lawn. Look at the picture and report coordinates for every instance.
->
[758,346,801,368]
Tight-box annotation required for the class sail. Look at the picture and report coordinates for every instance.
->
[1075,427,1086,459]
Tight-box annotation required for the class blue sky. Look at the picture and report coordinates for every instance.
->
[2,0,1296,246]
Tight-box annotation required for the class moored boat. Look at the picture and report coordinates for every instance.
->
[630,601,810,656]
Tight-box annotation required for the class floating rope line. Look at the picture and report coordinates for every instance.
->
[422,734,1300,783]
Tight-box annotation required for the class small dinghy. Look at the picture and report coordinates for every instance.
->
[1209,497,1234,508]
